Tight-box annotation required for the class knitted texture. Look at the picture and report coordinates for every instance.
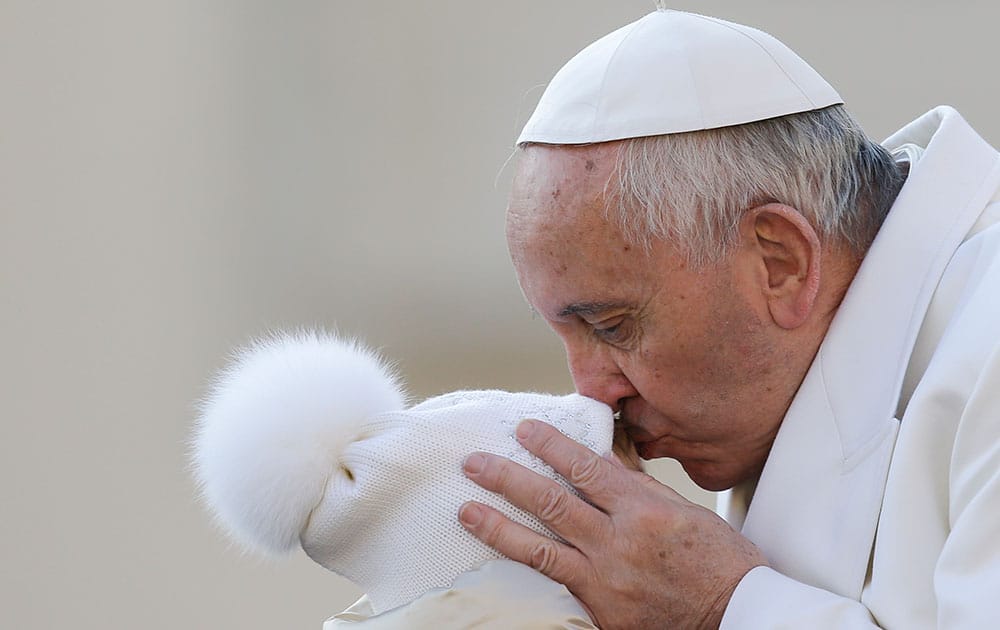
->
[303,390,613,614]
[193,332,614,616]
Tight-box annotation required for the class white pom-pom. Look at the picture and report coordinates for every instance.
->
[191,330,406,555]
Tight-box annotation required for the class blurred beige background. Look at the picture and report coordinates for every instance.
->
[2,1,998,628]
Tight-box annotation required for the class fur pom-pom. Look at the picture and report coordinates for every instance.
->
[191,330,407,555]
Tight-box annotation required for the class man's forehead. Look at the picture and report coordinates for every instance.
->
[514,142,620,182]
[507,143,621,231]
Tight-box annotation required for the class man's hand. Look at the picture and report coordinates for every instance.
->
[459,419,767,629]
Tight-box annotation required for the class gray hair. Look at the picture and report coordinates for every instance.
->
[608,105,905,266]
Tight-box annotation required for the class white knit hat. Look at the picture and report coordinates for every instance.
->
[518,9,843,145]
[192,331,613,615]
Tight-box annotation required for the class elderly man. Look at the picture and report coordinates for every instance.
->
[458,7,1000,629]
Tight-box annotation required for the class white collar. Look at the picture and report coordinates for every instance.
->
[737,107,1000,597]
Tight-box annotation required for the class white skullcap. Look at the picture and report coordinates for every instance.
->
[518,9,843,145]
[192,331,613,615]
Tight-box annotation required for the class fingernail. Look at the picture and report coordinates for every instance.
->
[516,419,536,440]
[464,453,486,475]
[459,502,482,526]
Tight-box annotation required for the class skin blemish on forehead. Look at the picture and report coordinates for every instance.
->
[585,159,596,171]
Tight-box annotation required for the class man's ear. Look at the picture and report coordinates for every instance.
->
[739,203,821,330]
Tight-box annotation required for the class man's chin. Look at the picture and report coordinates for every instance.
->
[679,460,746,492]
[632,440,745,491]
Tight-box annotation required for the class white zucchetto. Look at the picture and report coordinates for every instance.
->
[518,9,843,145]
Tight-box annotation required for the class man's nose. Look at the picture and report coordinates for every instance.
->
[565,343,638,413]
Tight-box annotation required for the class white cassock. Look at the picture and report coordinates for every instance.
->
[720,106,1000,628]
[323,106,1000,629]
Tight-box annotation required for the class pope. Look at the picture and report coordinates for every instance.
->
[458,7,1000,629]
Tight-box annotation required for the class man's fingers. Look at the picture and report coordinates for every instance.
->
[516,418,631,509]
[458,501,591,586]
[463,451,611,546]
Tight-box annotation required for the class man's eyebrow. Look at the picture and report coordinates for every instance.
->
[557,301,631,318]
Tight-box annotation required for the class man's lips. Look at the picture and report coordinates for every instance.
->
[620,420,656,445]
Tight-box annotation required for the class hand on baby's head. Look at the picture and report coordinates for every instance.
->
[191,331,615,614]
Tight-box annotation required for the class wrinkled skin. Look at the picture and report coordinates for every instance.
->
[461,420,766,628]
[460,143,852,628]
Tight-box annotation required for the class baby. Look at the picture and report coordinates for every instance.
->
[192,331,633,628]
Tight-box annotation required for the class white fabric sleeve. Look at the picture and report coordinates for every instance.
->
[721,567,881,629]
[932,342,1000,628]
[723,340,1000,629]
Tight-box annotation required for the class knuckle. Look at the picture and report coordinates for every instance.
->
[476,511,506,547]
[637,471,661,487]
[568,453,604,488]
[528,539,561,574]
[491,460,515,496]
[536,485,573,524]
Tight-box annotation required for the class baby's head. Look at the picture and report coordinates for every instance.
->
[191,331,614,614]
